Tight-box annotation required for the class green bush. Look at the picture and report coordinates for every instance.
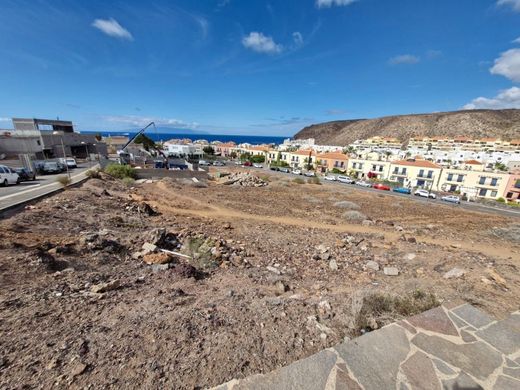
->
[56,175,71,187]
[250,155,266,163]
[331,168,345,174]
[122,177,135,187]
[496,197,506,203]
[293,177,305,184]
[104,164,137,179]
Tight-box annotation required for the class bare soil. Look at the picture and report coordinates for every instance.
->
[1,169,519,389]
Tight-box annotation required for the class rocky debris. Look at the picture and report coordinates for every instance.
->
[384,267,399,276]
[486,269,507,288]
[490,224,520,243]
[361,219,375,226]
[181,233,245,270]
[90,279,120,294]
[329,259,338,271]
[443,268,466,279]
[274,280,289,295]
[333,201,360,210]
[69,361,88,378]
[221,172,268,187]
[143,252,172,265]
[405,253,417,261]
[171,263,204,280]
[266,266,281,275]
[342,210,367,222]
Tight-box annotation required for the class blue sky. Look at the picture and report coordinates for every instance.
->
[1,0,520,136]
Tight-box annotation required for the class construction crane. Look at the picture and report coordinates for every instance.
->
[117,122,167,166]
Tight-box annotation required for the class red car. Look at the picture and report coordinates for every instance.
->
[373,183,391,191]
[243,161,252,166]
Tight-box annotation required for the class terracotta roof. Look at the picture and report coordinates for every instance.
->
[453,136,471,142]
[217,142,236,148]
[464,159,483,165]
[429,136,449,141]
[317,152,348,160]
[478,138,498,142]
[391,159,442,169]
[292,150,317,156]
[510,139,520,145]
[247,145,270,152]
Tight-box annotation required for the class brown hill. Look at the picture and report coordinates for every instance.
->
[294,109,520,146]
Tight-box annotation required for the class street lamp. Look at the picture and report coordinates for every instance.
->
[53,131,70,179]
[81,141,91,168]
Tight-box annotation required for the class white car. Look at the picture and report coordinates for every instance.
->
[253,163,263,168]
[0,165,20,186]
[291,169,302,175]
[414,189,436,199]
[337,175,354,184]
[355,180,372,187]
[324,175,337,181]
[199,160,211,166]
[304,171,316,177]
[441,195,460,204]
[59,157,77,168]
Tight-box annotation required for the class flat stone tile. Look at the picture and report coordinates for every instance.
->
[442,299,466,310]
[452,305,494,329]
[408,307,458,336]
[460,330,477,343]
[335,364,362,390]
[335,324,410,390]
[494,375,520,390]
[397,320,417,335]
[506,358,520,368]
[503,367,520,380]
[412,333,502,380]
[475,315,520,355]
[442,372,483,390]
[448,312,468,329]
[432,358,456,375]
[401,351,441,390]
[233,349,338,390]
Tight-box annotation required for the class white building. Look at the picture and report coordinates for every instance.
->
[164,143,203,157]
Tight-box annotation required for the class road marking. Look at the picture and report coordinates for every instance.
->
[0,170,87,201]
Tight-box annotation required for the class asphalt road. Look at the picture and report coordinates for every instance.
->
[244,164,520,219]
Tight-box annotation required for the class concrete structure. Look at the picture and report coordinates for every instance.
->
[163,142,203,158]
[214,303,520,390]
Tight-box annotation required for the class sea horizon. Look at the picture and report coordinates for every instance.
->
[82,131,291,145]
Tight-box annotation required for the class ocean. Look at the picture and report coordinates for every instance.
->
[83,131,289,146]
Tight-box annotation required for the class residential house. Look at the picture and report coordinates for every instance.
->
[504,174,520,202]
[388,159,443,188]
[214,142,236,157]
[316,152,348,172]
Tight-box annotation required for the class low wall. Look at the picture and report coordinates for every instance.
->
[135,169,209,180]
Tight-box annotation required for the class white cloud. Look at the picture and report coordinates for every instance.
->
[316,0,357,8]
[497,0,520,12]
[513,36,520,44]
[92,18,133,40]
[0,117,10,122]
[242,32,283,54]
[104,115,198,129]
[463,87,520,109]
[490,48,520,82]
[292,32,303,46]
[388,54,420,65]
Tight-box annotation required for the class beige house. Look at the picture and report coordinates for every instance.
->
[347,158,391,179]
[438,169,510,200]
[388,159,443,188]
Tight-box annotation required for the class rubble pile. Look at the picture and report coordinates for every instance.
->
[221,172,268,187]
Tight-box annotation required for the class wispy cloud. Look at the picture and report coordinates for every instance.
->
[92,18,133,40]
[497,0,520,12]
[104,115,198,129]
[490,48,520,82]
[0,117,11,122]
[217,0,231,7]
[514,36,520,43]
[388,54,420,65]
[463,86,520,109]
[242,32,283,54]
[292,32,304,46]
[194,16,209,40]
[326,109,348,115]
[316,0,357,8]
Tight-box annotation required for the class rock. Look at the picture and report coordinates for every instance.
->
[362,220,374,226]
[450,243,462,249]
[152,264,170,272]
[142,242,157,254]
[223,223,233,230]
[69,361,87,377]
[405,253,416,261]
[320,252,331,261]
[329,259,338,271]
[486,269,507,288]
[274,280,289,295]
[443,267,466,279]
[90,279,120,294]
[364,260,380,271]
[316,244,328,254]
[395,225,404,232]
[407,237,417,244]
[143,252,171,265]
[266,266,281,275]
[384,267,399,276]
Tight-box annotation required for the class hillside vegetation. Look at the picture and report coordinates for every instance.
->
[294,109,520,146]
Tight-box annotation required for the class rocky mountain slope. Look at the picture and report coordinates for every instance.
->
[294,109,520,145]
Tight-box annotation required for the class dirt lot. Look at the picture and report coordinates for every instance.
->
[1,169,519,389]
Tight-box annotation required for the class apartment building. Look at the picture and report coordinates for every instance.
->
[346,158,391,179]
[388,160,443,188]
[409,136,520,153]
[352,136,402,150]
[316,152,348,172]
[438,169,510,200]
[504,174,520,202]
[213,142,236,157]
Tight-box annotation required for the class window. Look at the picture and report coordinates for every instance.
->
[372,165,377,171]
[393,167,398,174]
[419,169,424,177]
[479,188,487,196]
[427,170,433,178]
[457,175,464,183]
[491,191,497,197]
[402,168,407,174]
[490,178,498,186]
[479,177,486,185]
[447,173,453,181]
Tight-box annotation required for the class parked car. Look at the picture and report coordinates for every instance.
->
[324,175,337,181]
[414,189,436,199]
[253,163,263,168]
[373,183,391,191]
[59,157,77,169]
[304,171,316,177]
[0,165,20,186]
[213,161,225,166]
[270,166,279,171]
[14,167,36,181]
[198,160,211,166]
[279,167,290,173]
[337,175,354,184]
[243,161,253,167]
[355,180,372,187]
[41,161,62,174]
[441,195,461,204]
[291,169,302,175]
[393,187,411,194]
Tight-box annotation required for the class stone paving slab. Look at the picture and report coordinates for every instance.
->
[213,303,520,390]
